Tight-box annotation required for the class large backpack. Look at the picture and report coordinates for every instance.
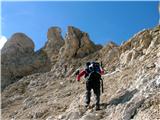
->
[85,62,101,81]
[92,62,101,73]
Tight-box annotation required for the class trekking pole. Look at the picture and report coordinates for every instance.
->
[100,61,104,94]
[101,78,104,94]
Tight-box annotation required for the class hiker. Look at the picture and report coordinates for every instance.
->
[64,64,67,74]
[76,62,104,110]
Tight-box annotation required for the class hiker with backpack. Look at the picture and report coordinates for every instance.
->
[76,62,104,110]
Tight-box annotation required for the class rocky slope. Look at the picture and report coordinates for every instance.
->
[1,25,160,120]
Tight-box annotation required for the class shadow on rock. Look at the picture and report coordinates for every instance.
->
[101,89,138,108]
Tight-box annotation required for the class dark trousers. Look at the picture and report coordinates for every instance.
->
[85,79,101,107]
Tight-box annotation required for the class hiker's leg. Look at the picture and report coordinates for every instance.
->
[93,81,101,109]
[85,81,91,106]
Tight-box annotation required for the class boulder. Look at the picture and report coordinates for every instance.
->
[2,33,34,56]
[1,33,51,90]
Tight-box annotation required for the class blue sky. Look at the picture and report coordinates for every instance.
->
[1,1,159,50]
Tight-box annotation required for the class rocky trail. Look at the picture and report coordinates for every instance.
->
[1,26,160,120]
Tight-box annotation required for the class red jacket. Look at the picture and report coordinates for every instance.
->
[76,67,104,81]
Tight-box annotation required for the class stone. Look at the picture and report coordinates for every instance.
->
[80,113,102,120]
[1,33,51,90]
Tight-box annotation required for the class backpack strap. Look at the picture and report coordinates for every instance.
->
[85,68,91,78]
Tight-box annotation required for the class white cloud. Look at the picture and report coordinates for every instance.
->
[0,36,7,49]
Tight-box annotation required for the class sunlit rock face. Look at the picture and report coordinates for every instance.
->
[1,33,51,90]
[61,26,102,59]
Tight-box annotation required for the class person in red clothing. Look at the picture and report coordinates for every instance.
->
[76,62,104,110]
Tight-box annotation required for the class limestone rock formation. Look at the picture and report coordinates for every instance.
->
[61,26,102,59]
[1,33,51,90]
[44,27,64,62]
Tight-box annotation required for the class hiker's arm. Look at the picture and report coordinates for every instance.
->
[77,70,86,81]
[100,67,104,75]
